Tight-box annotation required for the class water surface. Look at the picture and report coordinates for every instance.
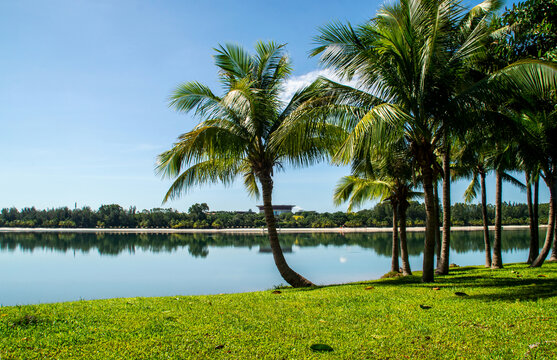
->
[0,230,542,306]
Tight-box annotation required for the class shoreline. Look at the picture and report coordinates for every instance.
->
[0,224,544,234]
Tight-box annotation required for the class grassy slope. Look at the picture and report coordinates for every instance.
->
[1,263,556,359]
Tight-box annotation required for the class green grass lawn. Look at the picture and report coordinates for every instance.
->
[1,263,556,359]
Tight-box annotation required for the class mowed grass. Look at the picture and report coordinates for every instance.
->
[1,263,556,359]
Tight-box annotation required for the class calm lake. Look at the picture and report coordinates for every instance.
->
[0,230,543,306]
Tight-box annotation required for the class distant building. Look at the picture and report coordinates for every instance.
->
[256,205,295,215]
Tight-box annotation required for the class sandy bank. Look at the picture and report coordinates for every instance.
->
[0,224,543,234]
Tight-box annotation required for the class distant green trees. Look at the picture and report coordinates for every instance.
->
[0,202,549,229]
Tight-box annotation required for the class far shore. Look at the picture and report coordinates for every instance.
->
[0,224,545,234]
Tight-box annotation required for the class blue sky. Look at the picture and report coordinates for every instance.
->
[0,0,546,213]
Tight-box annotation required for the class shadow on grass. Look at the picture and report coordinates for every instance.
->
[287,264,557,302]
[380,265,557,302]
[433,275,557,302]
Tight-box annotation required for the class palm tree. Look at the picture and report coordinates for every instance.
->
[157,42,340,287]
[312,0,502,282]
[525,169,540,264]
[436,135,452,275]
[467,60,557,267]
[333,142,418,276]
[491,142,523,269]
[453,135,493,267]
[510,87,557,267]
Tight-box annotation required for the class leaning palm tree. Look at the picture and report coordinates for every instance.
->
[157,42,341,287]
[312,0,502,282]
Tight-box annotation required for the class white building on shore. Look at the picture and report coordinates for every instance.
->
[256,205,295,215]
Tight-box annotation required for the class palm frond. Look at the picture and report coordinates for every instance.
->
[463,174,480,203]
[242,167,260,199]
[161,159,241,203]
[501,172,526,191]
[335,103,411,165]
[334,176,392,211]
[156,124,247,178]
[214,43,254,81]
[169,82,222,116]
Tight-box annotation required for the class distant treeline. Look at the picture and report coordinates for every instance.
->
[0,202,549,229]
[0,231,539,258]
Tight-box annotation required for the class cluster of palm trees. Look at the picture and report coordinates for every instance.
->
[157,0,556,286]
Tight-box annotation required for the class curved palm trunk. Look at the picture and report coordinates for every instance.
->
[433,182,441,264]
[531,173,556,267]
[491,169,504,269]
[526,172,539,264]
[437,146,451,275]
[399,201,412,275]
[259,174,314,287]
[391,201,400,273]
[480,171,491,267]
[421,164,437,282]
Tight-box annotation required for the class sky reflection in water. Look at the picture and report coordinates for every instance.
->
[0,230,543,306]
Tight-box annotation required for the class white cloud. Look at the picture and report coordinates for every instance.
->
[280,69,361,104]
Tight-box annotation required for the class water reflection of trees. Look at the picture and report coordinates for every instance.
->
[0,230,538,258]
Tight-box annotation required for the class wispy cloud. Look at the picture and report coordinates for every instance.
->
[280,69,361,104]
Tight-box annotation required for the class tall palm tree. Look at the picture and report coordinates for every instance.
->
[312,0,502,282]
[157,42,340,287]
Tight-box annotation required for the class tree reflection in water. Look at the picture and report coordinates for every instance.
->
[0,230,542,258]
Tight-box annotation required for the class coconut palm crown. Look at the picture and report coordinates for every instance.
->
[156,42,341,287]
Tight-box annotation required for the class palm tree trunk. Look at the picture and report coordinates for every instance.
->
[526,172,539,264]
[259,174,314,287]
[550,177,557,262]
[492,168,504,269]
[399,201,412,275]
[551,230,557,261]
[391,201,400,273]
[421,164,436,282]
[534,177,539,248]
[531,174,555,267]
[437,145,451,275]
[480,170,491,267]
[433,181,441,264]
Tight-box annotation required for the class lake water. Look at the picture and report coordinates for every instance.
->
[0,230,543,306]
